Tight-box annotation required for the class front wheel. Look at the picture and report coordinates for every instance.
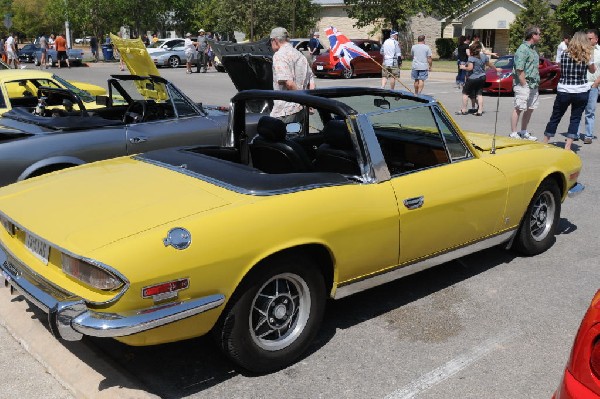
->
[47,55,54,67]
[216,255,326,373]
[514,179,561,255]
[168,56,180,68]
[342,66,353,79]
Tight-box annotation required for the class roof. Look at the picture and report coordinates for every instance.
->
[453,0,525,20]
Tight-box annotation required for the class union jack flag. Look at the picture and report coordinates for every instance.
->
[325,26,371,70]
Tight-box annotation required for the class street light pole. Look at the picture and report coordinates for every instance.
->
[64,0,71,48]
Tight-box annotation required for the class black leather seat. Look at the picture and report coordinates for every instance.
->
[250,116,314,174]
[313,120,361,175]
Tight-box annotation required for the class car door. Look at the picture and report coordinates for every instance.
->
[368,105,509,264]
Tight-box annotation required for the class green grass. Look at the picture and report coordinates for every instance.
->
[400,59,457,73]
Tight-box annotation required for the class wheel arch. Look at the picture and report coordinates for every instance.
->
[18,156,85,181]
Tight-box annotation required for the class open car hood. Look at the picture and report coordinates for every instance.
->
[211,39,274,91]
[110,33,161,78]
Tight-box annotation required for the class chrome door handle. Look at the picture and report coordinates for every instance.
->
[129,136,148,144]
[403,196,424,210]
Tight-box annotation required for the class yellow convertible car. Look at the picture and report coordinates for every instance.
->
[0,70,106,114]
[0,88,584,373]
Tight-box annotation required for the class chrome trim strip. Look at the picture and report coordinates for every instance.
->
[334,230,515,299]
[353,114,390,183]
[71,294,225,338]
[568,182,584,198]
[137,157,356,196]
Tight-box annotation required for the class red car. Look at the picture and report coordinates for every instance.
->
[553,290,600,399]
[484,55,560,94]
[312,39,384,79]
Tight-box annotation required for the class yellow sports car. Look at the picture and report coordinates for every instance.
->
[0,88,584,373]
[0,70,106,114]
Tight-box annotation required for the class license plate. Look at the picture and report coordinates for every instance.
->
[316,65,323,71]
[25,233,49,265]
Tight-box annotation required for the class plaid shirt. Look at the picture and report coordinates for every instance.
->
[557,52,590,93]
[270,43,313,118]
[512,41,540,89]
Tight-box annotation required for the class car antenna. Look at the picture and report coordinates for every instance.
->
[491,72,501,154]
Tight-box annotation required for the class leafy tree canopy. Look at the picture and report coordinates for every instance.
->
[508,0,560,58]
[555,0,600,33]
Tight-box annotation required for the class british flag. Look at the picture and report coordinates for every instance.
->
[325,26,371,70]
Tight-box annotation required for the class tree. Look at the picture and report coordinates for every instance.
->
[508,0,560,57]
[555,0,600,33]
[343,0,472,33]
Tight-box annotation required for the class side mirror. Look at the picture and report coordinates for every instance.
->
[374,98,390,109]
[96,95,110,106]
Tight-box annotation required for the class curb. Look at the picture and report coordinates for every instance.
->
[0,287,159,399]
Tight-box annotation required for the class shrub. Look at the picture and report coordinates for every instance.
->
[435,38,458,59]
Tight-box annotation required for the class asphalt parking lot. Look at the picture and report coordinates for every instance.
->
[1,61,598,398]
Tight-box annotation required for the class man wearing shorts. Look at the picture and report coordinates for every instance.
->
[510,26,541,141]
[410,35,432,94]
[380,30,401,89]
[54,33,69,69]
[5,33,23,69]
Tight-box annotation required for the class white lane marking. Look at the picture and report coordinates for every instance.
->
[383,329,519,399]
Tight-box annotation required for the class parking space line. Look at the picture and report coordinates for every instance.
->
[383,329,519,399]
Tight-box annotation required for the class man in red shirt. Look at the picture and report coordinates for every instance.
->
[54,33,69,68]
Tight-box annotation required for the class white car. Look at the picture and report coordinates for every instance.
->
[146,38,185,54]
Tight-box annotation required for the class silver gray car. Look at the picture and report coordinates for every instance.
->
[0,74,230,187]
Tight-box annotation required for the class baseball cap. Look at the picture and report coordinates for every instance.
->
[198,29,205,33]
[270,27,289,40]
[390,30,398,36]
[185,32,192,37]
[314,32,320,36]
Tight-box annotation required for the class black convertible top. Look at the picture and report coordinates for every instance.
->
[3,108,123,131]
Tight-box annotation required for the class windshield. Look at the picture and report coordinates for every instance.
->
[147,40,166,49]
[494,57,514,69]
[51,74,95,103]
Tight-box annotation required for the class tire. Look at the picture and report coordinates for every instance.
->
[514,179,561,255]
[34,57,40,66]
[168,56,180,68]
[47,55,53,67]
[342,66,353,79]
[216,254,326,373]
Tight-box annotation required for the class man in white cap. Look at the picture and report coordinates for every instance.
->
[196,29,208,73]
[269,27,315,124]
[183,32,197,74]
[308,31,322,63]
[381,30,402,89]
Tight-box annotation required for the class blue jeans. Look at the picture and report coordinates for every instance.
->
[583,86,599,139]
[456,61,467,84]
[544,91,589,140]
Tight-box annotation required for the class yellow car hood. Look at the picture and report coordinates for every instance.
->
[464,131,535,152]
[0,157,232,254]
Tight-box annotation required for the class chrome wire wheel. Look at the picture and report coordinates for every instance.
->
[342,66,353,79]
[529,190,556,242]
[249,272,311,351]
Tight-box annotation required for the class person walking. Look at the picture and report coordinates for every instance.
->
[6,33,23,69]
[455,35,470,88]
[196,29,208,73]
[54,33,69,68]
[410,35,432,94]
[269,27,315,124]
[555,34,570,64]
[90,36,98,62]
[183,32,197,74]
[38,34,48,69]
[308,32,322,63]
[456,41,490,116]
[580,29,600,144]
[380,30,402,90]
[542,32,596,151]
[510,26,542,141]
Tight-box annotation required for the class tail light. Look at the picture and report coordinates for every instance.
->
[565,291,600,396]
[62,254,124,291]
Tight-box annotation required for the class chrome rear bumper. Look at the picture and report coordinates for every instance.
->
[1,246,224,341]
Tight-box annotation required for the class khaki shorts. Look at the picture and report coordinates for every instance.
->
[383,65,400,78]
[513,85,539,110]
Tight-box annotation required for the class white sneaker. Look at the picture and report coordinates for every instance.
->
[20,65,26,69]
[509,132,521,139]
[521,131,538,141]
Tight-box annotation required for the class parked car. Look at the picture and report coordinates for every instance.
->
[553,290,600,398]
[290,38,310,52]
[484,55,560,94]
[150,43,198,68]
[0,73,230,187]
[0,70,106,114]
[17,43,40,63]
[146,38,185,54]
[74,37,92,44]
[312,39,384,79]
[0,83,584,373]
[33,47,85,67]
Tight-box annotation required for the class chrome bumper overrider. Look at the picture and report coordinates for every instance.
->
[0,247,225,341]
[568,182,585,198]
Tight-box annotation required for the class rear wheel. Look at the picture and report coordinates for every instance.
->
[216,254,326,373]
[168,56,180,68]
[342,66,353,79]
[514,179,561,255]
[47,55,54,67]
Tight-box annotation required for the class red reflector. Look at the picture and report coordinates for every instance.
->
[570,171,580,180]
[142,278,189,298]
[592,339,600,380]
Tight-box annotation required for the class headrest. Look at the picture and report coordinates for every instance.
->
[257,116,287,141]
[322,120,353,150]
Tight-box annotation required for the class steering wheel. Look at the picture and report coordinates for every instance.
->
[123,100,147,124]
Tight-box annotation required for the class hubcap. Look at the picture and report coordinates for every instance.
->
[530,190,555,241]
[250,273,311,351]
